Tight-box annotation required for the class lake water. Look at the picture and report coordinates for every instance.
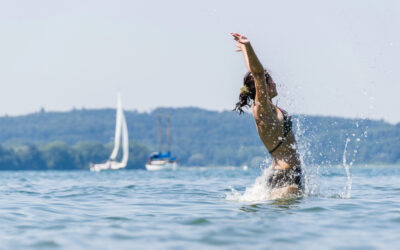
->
[1,165,399,249]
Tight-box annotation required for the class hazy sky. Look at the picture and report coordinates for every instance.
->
[1,0,399,123]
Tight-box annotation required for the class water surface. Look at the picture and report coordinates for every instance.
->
[1,166,399,249]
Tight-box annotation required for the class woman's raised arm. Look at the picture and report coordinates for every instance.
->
[231,33,273,117]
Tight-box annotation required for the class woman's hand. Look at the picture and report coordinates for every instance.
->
[231,32,249,52]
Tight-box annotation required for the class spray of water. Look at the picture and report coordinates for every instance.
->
[341,138,352,198]
[226,166,272,202]
[226,115,367,202]
[294,115,319,197]
[226,116,310,202]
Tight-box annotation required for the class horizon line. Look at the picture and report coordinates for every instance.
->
[0,106,397,125]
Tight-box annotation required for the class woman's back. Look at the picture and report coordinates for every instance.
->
[252,105,301,171]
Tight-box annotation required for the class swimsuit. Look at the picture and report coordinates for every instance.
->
[266,107,302,189]
[268,107,292,154]
[267,167,302,189]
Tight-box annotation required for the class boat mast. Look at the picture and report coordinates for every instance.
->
[157,112,162,153]
[167,112,171,153]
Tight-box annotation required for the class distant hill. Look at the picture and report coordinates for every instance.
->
[0,107,399,170]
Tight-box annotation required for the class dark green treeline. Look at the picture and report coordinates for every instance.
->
[0,107,399,170]
[0,141,149,170]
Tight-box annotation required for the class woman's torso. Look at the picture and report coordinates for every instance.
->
[252,104,301,171]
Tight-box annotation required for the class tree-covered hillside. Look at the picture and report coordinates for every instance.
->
[0,141,150,170]
[0,107,399,170]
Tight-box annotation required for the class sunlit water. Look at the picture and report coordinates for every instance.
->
[1,166,400,249]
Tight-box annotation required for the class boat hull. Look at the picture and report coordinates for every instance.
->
[90,161,126,172]
[145,161,178,171]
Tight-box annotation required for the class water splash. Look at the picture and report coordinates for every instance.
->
[226,115,367,202]
[226,115,313,202]
[338,119,368,198]
[226,165,303,202]
[294,115,319,197]
[340,138,353,198]
[226,167,272,202]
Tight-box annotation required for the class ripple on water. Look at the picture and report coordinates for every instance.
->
[373,186,389,191]
[239,206,259,213]
[18,190,40,195]
[111,234,137,240]
[17,225,38,230]
[391,217,400,223]
[197,236,230,246]
[104,216,131,221]
[332,202,360,211]
[44,225,66,230]
[10,212,28,217]
[299,206,328,213]
[30,240,59,248]
[271,236,298,244]
[31,205,60,214]
[56,193,87,198]
[182,218,211,225]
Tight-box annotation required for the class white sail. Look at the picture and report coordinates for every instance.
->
[121,111,129,165]
[109,93,122,161]
[90,93,130,172]
[110,111,129,170]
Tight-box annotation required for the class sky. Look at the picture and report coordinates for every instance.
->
[0,0,399,123]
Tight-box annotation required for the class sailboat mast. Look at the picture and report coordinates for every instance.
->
[167,113,171,153]
[158,113,162,153]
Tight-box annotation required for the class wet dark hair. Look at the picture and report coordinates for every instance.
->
[233,70,270,114]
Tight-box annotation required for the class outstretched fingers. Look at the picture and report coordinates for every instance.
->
[235,43,242,52]
[231,32,240,41]
[231,32,249,44]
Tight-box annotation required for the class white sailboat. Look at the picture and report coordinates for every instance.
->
[145,113,178,171]
[90,93,129,172]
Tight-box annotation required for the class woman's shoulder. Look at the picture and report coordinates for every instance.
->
[252,103,279,123]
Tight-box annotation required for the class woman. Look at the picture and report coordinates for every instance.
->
[231,32,302,198]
